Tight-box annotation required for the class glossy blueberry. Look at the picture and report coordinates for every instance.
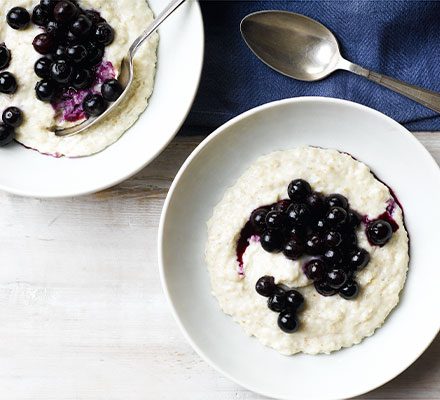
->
[305,192,327,216]
[283,238,304,260]
[326,193,349,209]
[311,218,327,233]
[2,107,23,128]
[54,45,68,60]
[349,248,370,271]
[314,281,337,297]
[40,0,59,12]
[285,290,304,312]
[323,231,342,248]
[250,207,268,233]
[303,259,326,281]
[67,44,88,64]
[70,14,93,38]
[101,79,123,102]
[305,235,324,255]
[32,33,55,54]
[367,219,393,246]
[0,72,17,94]
[35,79,57,102]
[45,20,64,38]
[53,1,78,23]
[326,206,348,227]
[326,268,347,290]
[83,42,104,66]
[51,59,74,84]
[0,44,11,70]
[267,287,287,312]
[32,5,49,26]
[265,210,287,230]
[85,10,104,25]
[255,276,276,297]
[82,93,108,117]
[339,280,359,300]
[260,229,283,253]
[286,203,311,227]
[287,179,312,202]
[271,199,292,214]
[323,248,343,266]
[93,22,115,45]
[277,311,299,334]
[288,225,306,241]
[7,7,31,30]
[72,68,93,89]
[346,209,362,229]
[34,57,52,78]
[0,123,14,146]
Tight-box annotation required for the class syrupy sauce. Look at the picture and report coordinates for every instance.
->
[236,221,259,275]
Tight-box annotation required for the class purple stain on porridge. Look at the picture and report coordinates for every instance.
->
[52,61,116,122]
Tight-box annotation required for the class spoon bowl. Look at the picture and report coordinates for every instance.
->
[241,10,440,113]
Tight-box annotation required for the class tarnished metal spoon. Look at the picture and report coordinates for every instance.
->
[55,0,186,137]
[241,11,440,113]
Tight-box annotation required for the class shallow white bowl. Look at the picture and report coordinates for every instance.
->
[0,0,204,198]
[159,97,440,400]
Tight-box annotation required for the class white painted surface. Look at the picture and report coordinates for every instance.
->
[0,134,438,400]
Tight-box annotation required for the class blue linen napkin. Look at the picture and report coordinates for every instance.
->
[180,0,440,135]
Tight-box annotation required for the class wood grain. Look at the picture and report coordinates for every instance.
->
[0,133,438,400]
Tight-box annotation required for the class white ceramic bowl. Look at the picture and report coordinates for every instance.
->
[159,97,440,400]
[0,0,204,198]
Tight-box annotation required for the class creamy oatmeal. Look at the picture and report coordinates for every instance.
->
[0,0,158,157]
[205,147,409,355]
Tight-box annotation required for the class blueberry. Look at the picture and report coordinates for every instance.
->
[288,225,306,241]
[34,57,52,78]
[83,93,108,117]
[285,290,304,312]
[323,248,343,266]
[93,22,115,45]
[70,14,93,38]
[32,5,49,26]
[45,20,64,38]
[0,44,11,70]
[51,59,74,84]
[326,194,349,209]
[255,276,276,297]
[303,259,326,281]
[305,235,324,255]
[311,218,327,233]
[250,207,268,233]
[72,68,93,89]
[2,107,23,128]
[260,229,283,253]
[323,231,342,248]
[271,199,292,214]
[33,33,55,55]
[347,210,362,229]
[54,45,68,60]
[339,280,359,300]
[367,219,393,246]
[287,179,312,202]
[7,7,31,30]
[53,1,79,24]
[349,248,370,271]
[265,210,287,230]
[267,287,287,312]
[341,232,358,250]
[67,44,88,64]
[277,311,299,334]
[326,269,347,290]
[0,123,14,146]
[283,238,304,260]
[83,42,104,66]
[40,0,59,13]
[326,206,347,227]
[101,78,123,102]
[0,72,17,94]
[35,79,57,102]
[287,203,311,227]
[314,281,337,296]
[305,192,326,216]
[85,10,104,25]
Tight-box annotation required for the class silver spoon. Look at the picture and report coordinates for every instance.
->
[241,11,440,113]
[55,0,187,137]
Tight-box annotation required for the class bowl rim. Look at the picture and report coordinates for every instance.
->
[0,0,205,199]
[158,96,440,400]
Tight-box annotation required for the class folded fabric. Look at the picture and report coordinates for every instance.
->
[180,0,440,135]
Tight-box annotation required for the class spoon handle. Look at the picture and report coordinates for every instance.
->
[342,61,440,114]
[129,0,187,57]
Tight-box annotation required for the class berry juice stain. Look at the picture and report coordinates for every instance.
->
[236,221,258,275]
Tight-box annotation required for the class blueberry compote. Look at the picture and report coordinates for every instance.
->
[10,0,123,121]
[240,179,400,332]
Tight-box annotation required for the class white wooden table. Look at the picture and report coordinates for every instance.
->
[1,133,439,400]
